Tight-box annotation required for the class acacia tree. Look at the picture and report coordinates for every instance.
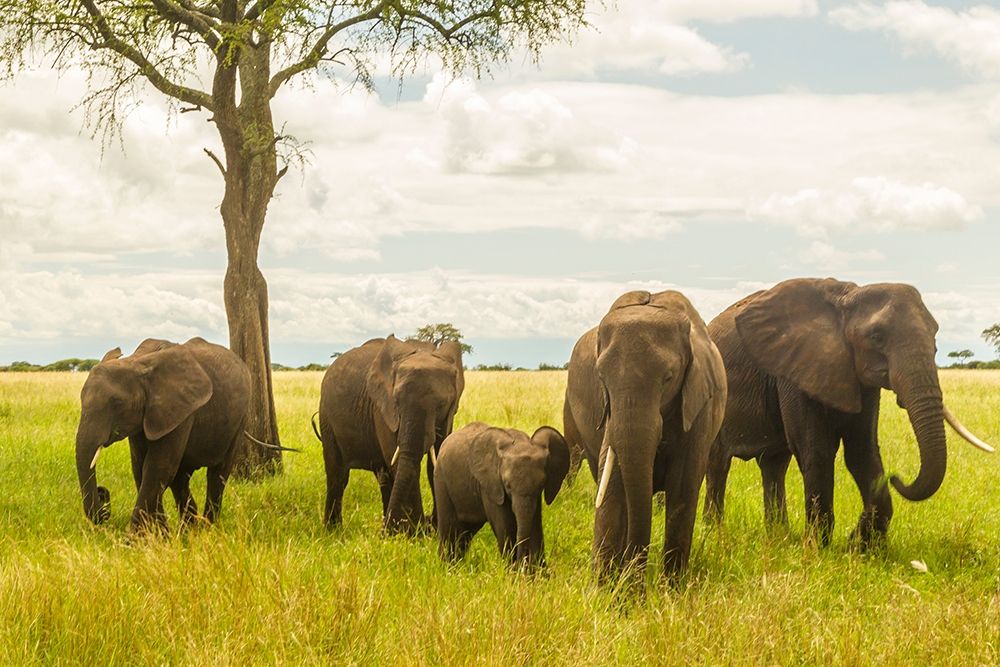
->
[411,322,472,354]
[0,0,587,477]
[984,324,1000,358]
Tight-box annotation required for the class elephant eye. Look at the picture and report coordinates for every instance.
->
[868,330,885,345]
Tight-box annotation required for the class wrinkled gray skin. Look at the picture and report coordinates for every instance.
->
[434,422,571,567]
[76,338,251,531]
[318,335,464,534]
[564,290,727,581]
[704,279,947,548]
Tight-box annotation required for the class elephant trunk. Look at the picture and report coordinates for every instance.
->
[75,419,110,524]
[601,396,662,568]
[889,354,947,501]
[385,410,434,534]
[511,494,544,567]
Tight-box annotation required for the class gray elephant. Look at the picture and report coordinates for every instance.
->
[316,335,464,534]
[704,278,993,547]
[76,337,252,531]
[434,422,570,567]
[564,290,727,581]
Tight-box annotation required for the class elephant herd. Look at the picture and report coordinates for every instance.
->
[74,278,994,582]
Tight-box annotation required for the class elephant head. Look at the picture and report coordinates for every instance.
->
[470,425,570,565]
[734,278,992,501]
[366,335,464,532]
[593,291,724,547]
[76,340,212,523]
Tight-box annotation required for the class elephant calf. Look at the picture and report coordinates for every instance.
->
[434,422,570,567]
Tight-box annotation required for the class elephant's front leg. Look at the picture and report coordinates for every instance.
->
[663,440,710,580]
[843,391,892,549]
[758,448,792,528]
[131,423,192,532]
[780,392,839,545]
[703,436,731,523]
[592,448,628,581]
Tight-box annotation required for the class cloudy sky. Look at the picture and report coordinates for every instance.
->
[2,0,999,367]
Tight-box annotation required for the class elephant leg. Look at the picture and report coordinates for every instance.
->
[436,489,482,562]
[374,467,393,519]
[662,441,710,580]
[204,431,239,524]
[322,437,350,529]
[562,404,591,483]
[426,453,438,531]
[131,422,192,532]
[781,391,839,545]
[758,448,791,528]
[703,436,731,524]
[129,439,147,493]
[592,451,628,580]
[843,392,892,549]
[485,505,518,563]
[169,469,198,525]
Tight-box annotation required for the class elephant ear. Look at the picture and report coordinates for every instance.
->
[366,336,413,433]
[533,426,570,505]
[137,346,213,441]
[132,338,174,358]
[735,278,862,414]
[100,347,122,363]
[470,427,508,506]
[608,290,651,311]
[682,315,725,432]
[435,340,466,402]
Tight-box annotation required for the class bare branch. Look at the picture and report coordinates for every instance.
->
[204,147,226,176]
[146,0,221,50]
[78,0,215,111]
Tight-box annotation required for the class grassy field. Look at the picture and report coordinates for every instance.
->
[1,370,998,664]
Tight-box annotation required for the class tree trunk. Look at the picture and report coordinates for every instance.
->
[214,37,284,478]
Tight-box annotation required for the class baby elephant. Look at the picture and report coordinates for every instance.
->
[434,422,570,567]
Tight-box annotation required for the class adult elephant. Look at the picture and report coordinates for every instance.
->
[76,338,252,531]
[317,335,464,534]
[564,290,726,580]
[703,278,994,547]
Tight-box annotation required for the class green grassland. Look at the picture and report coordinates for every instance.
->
[1,370,998,664]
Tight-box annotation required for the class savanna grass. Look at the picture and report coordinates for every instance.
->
[1,370,998,664]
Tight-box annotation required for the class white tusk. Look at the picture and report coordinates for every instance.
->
[90,447,102,470]
[429,446,437,468]
[943,405,995,453]
[595,447,616,509]
[390,446,400,467]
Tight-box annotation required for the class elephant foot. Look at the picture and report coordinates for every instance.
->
[94,486,112,524]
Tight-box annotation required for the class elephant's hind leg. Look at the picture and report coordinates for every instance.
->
[703,436,731,523]
[205,431,239,524]
[323,436,350,529]
[436,490,480,562]
[758,448,792,528]
[374,467,393,518]
[170,469,198,525]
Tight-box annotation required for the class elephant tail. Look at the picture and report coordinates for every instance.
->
[244,430,301,453]
[310,411,323,442]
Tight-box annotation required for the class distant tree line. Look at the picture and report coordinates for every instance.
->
[0,358,100,372]
[943,323,1000,369]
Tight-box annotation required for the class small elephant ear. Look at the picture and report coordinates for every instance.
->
[470,428,508,506]
[137,346,213,441]
[100,347,122,363]
[608,290,651,311]
[533,426,571,505]
[682,314,725,432]
[735,278,862,414]
[132,338,174,358]
[366,336,412,433]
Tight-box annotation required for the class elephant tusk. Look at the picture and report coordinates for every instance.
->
[390,446,400,467]
[595,447,615,509]
[943,405,995,453]
[90,447,102,470]
[429,445,438,468]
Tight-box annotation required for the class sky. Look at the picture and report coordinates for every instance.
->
[1,0,999,367]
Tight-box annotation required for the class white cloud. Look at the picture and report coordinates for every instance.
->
[831,1,1000,78]
[798,241,884,271]
[664,0,819,23]
[750,177,984,237]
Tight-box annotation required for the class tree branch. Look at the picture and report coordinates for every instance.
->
[147,0,222,50]
[204,148,226,176]
[79,0,215,111]
[268,1,391,97]
[388,0,501,41]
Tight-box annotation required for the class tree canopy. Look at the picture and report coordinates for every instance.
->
[983,324,1000,358]
[411,322,473,354]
